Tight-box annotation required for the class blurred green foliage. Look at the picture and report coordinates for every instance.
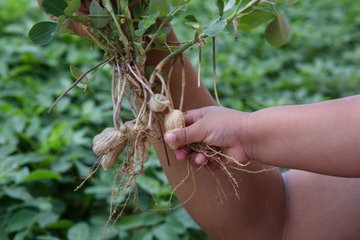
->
[0,0,359,239]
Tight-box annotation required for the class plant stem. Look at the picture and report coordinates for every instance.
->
[120,0,137,42]
[228,0,261,23]
[96,29,118,52]
[198,44,202,87]
[179,57,186,111]
[127,63,154,95]
[81,25,109,51]
[145,16,170,53]
[145,5,183,53]
[212,37,221,106]
[117,0,121,13]
[149,0,265,84]
[259,0,278,15]
[103,0,131,57]
[149,39,197,84]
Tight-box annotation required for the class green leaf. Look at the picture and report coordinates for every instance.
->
[29,22,58,46]
[142,212,163,226]
[3,187,33,201]
[137,175,160,194]
[216,0,224,16]
[184,22,202,31]
[152,224,180,240]
[67,223,90,240]
[265,11,291,47]
[153,27,171,45]
[171,208,200,230]
[69,65,83,79]
[35,212,60,228]
[14,231,27,240]
[135,11,160,37]
[14,167,30,184]
[64,0,81,16]
[172,0,190,6]
[47,219,74,229]
[286,0,298,5]
[203,16,221,28]
[238,9,275,32]
[224,0,236,11]
[166,216,186,235]
[0,228,9,240]
[37,236,61,240]
[42,0,68,17]
[149,0,170,17]
[22,169,61,182]
[118,215,144,231]
[5,209,37,232]
[57,15,66,27]
[184,14,197,22]
[130,229,153,240]
[203,19,227,37]
[70,65,89,89]
[89,0,109,28]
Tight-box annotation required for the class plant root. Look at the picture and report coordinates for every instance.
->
[51,23,273,230]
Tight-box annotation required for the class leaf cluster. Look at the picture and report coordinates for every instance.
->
[29,0,291,64]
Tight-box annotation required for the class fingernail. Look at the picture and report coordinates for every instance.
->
[164,132,176,143]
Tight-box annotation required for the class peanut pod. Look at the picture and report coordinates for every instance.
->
[101,140,127,170]
[164,109,185,150]
[92,128,125,156]
[149,94,170,112]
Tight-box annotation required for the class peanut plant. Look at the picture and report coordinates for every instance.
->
[29,0,290,226]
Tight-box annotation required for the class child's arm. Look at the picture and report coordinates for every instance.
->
[166,95,360,177]
[249,95,360,177]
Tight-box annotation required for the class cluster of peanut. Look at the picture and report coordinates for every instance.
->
[92,93,185,170]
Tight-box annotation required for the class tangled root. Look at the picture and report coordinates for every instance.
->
[66,57,275,227]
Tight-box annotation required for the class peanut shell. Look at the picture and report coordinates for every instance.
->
[101,141,127,170]
[92,128,124,156]
[149,94,170,112]
[164,110,185,149]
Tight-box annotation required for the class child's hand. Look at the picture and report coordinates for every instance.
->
[164,106,252,165]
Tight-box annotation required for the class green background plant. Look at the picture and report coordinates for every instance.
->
[1,0,359,239]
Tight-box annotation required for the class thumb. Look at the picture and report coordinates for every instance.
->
[164,123,204,147]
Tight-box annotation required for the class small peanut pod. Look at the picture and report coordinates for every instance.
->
[149,94,170,112]
[92,128,124,156]
[101,141,127,171]
[164,110,185,150]
[122,120,135,134]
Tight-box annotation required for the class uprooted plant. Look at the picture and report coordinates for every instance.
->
[30,0,291,226]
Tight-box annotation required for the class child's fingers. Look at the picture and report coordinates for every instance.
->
[175,148,188,161]
[184,109,204,126]
[164,122,204,147]
[190,152,207,165]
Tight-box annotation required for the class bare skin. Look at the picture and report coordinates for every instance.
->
[38,1,360,239]
[167,96,360,177]
[148,33,286,240]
